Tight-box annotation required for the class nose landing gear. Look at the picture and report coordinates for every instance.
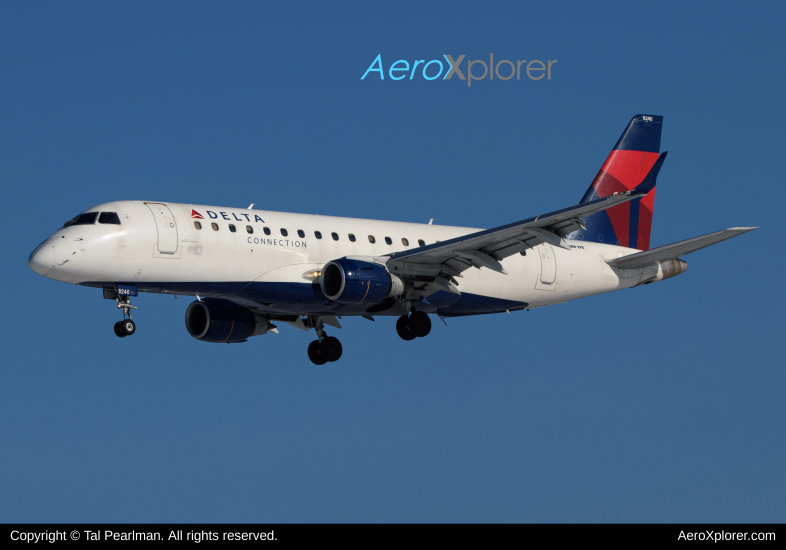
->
[114,319,136,337]
[113,293,137,338]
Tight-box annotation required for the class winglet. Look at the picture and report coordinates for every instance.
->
[633,151,668,195]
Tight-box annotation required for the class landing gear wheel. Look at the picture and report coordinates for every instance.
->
[320,336,343,362]
[120,319,136,336]
[308,340,327,365]
[114,321,126,338]
[396,315,416,341]
[409,311,432,338]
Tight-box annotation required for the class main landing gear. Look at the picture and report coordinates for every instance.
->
[303,309,432,364]
[307,336,343,365]
[113,294,137,338]
[306,316,343,365]
[396,310,432,341]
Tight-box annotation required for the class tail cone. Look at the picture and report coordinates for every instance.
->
[660,258,688,280]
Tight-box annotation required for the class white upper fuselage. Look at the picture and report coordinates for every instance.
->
[29,200,662,317]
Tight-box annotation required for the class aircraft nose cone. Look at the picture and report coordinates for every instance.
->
[28,242,55,276]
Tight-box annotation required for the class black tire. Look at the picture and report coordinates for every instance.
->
[308,340,327,365]
[396,315,416,341]
[321,336,343,362]
[114,321,126,338]
[120,319,136,336]
[409,311,431,338]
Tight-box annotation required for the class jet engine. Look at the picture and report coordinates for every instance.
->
[320,258,404,304]
[185,298,272,343]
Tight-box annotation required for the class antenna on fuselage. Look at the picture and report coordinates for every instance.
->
[429,219,434,225]
[248,204,255,209]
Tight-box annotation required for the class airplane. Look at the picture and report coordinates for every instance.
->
[28,115,755,364]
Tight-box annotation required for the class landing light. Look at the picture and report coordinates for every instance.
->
[302,270,322,280]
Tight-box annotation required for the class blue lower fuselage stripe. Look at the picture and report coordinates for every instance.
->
[80,281,528,318]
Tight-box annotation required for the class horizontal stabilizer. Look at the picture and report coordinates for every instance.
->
[606,227,757,269]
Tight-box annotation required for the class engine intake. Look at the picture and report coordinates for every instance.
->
[320,258,404,304]
[185,298,271,343]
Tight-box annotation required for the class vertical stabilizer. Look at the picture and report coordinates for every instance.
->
[568,115,663,250]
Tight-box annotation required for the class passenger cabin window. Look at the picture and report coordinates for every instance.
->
[280,228,288,237]
[384,237,392,245]
[229,224,236,233]
[418,239,425,247]
[315,231,322,239]
[194,221,202,230]
[211,223,219,231]
[348,234,356,242]
[331,232,339,241]
[368,235,376,243]
[63,212,98,227]
[297,229,305,238]
[263,227,271,235]
[246,225,253,234]
[98,212,121,225]
[401,238,409,246]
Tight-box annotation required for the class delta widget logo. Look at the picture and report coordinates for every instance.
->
[191,209,264,223]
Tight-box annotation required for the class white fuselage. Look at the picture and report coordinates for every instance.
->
[29,200,671,318]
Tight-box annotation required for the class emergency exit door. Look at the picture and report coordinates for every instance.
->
[535,243,557,290]
[145,203,178,254]
[539,243,556,284]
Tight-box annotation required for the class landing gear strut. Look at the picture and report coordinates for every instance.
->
[306,316,343,365]
[113,293,137,338]
[396,310,432,340]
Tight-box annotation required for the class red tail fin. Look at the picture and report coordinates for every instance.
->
[569,115,663,250]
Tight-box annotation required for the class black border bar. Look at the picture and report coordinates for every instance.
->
[2,524,783,544]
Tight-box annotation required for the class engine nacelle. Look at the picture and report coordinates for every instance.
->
[320,258,404,304]
[185,298,271,343]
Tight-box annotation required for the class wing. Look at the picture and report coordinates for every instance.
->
[605,227,757,269]
[386,153,668,293]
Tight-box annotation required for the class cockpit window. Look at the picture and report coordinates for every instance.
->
[63,212,98,227]
[98,212,121,225]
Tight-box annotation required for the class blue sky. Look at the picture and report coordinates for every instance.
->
[1,1,783,522]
